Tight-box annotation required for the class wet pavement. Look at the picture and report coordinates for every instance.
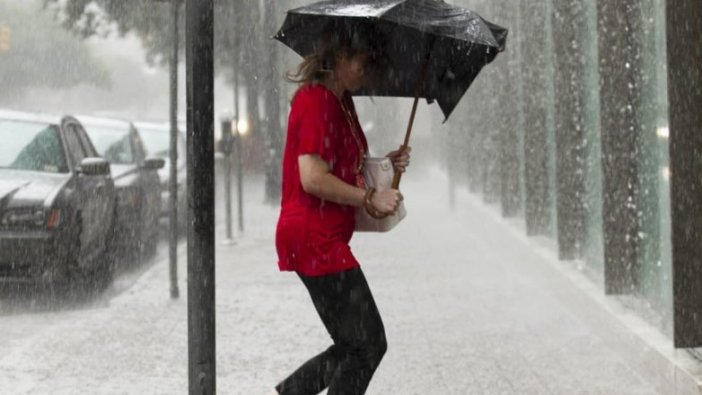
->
[0,169,662,394]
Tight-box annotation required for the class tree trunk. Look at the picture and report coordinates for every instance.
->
[519,0,554,235]
[597,0,645,294]
[667,0,702,348]
[551,0,589,260]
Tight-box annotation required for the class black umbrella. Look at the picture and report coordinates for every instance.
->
[274,0,508,187]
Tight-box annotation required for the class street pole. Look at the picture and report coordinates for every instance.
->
[185,0,216,393]
[236,126,244,233]
[222,119,234,243]
[263,0,282,205]
[232,15,244,234]
[168,0,180,300]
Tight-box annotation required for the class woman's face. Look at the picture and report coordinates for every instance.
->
[336,52,369,93]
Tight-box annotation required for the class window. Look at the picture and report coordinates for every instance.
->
[84,125,134,165]
[0,120,68,173]
[139,127,171,158]
[75,124,99,158]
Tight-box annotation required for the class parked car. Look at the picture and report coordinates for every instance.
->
[133,121,187,231]
[77,116,164,259]
[0,110,115,285]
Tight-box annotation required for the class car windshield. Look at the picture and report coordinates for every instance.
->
[84,125,134,164]
[0,120,68,173]
[138,127,171,158]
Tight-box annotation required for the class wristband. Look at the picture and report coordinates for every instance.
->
[363,187,376,214]
[364,187,388,219]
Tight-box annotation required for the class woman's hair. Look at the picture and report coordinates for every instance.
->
[286,25,380,86]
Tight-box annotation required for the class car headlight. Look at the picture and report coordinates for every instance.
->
[1,208,47,228]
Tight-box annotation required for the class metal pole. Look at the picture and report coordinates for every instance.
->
[225,153,233,240]
[185,0,216,393]
[223,120,234,242]
[168,0,180,300]
[233,30,244,233]
[236,127,244,232]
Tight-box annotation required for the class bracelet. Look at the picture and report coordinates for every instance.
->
[363,187,376,214]
[363,187,388,219]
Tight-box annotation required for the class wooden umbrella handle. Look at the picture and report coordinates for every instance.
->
[392,58,431,190]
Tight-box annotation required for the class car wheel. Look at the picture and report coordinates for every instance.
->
[53,217,86,296]
[65,214,112,296]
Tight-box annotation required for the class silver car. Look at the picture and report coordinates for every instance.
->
[78,116,164,260]
[133,121,187,232]
[0,110,115,285]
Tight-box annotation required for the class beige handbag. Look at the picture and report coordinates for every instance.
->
[354,157,406,232]
[336,93,409,233]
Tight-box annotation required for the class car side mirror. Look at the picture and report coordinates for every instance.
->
[143,157,166,170]
[78,158,110,176]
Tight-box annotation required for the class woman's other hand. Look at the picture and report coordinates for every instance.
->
[370,189,403,215]
[386,145,412,173]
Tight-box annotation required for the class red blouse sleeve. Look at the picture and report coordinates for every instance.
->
[296,91,336,165]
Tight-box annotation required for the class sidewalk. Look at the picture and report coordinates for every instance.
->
[0,168,662,394]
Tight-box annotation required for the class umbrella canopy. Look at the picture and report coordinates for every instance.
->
[274,0,508,120]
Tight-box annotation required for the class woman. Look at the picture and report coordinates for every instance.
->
[272,32,411,395]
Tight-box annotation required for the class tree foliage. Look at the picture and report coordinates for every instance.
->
[43,0,178,66]
[0,0,110,100]
[44,0,288,202]
[43,0,261,71]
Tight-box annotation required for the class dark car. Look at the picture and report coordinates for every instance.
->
[0,110,115,285]
[78,116,164,259]
[133,121,187,231]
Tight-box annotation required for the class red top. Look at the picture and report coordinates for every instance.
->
[275,84,368,276]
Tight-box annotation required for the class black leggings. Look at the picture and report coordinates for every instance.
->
[276,267,387,395]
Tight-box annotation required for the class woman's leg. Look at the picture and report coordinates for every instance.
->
[276,268,387,395]
[275,270,350,395]
[323,268,387,395]
[274,344,343,395]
